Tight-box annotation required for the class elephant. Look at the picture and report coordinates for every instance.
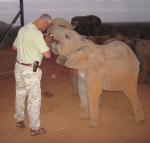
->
[71,15,101,36]
[47,21,144,127]
[134,39,150,83]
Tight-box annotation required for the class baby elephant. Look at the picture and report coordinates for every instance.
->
[64,41,144,127]
[48,21,144,127]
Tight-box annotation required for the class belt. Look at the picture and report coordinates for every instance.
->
[17,61,32,67]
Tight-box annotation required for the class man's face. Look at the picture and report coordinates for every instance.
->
[40,20,51,32]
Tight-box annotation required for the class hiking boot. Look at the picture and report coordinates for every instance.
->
[31,128,47,136]
[16,121,25,128]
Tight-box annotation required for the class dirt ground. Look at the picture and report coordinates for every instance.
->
[0,48,150,143]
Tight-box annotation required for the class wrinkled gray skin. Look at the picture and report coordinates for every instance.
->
[47,24,144,127]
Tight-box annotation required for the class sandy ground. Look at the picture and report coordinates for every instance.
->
[0,48,150,143]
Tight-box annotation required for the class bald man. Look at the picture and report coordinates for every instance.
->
[13,14,52,136]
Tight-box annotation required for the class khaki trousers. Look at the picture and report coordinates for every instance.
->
[14,62,42,130]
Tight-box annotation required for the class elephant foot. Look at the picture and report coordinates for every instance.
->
[88,121,99,128]
[79,113,90,119]
[135,114,145,123]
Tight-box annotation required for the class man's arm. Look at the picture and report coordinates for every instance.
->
[34,33,52,59]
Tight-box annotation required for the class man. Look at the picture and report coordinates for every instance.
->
[12,14,52,136]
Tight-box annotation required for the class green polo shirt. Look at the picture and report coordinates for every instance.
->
[13,23,49,65]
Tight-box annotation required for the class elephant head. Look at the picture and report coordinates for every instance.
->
[48,23,92,56]
[49,25,82,54]
[47,18,95,65]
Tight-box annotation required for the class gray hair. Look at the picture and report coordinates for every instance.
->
[39,14,52,24]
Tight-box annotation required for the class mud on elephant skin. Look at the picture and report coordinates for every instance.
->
[48,19,144,127]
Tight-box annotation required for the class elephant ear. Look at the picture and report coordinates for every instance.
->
[56,55,67,65]
[64,46,90,70]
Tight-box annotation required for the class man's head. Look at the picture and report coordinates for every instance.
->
[34,14,52,32]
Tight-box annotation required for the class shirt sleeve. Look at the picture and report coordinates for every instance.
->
[33,32,49,53]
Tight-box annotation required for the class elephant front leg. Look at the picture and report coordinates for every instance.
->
[87,76,102,127]
[78,71,89,119]
[70,69,78,96]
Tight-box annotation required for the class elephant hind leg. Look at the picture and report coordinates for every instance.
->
[123,82,144,123]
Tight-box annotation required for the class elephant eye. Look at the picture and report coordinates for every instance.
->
[65,34,70,39]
